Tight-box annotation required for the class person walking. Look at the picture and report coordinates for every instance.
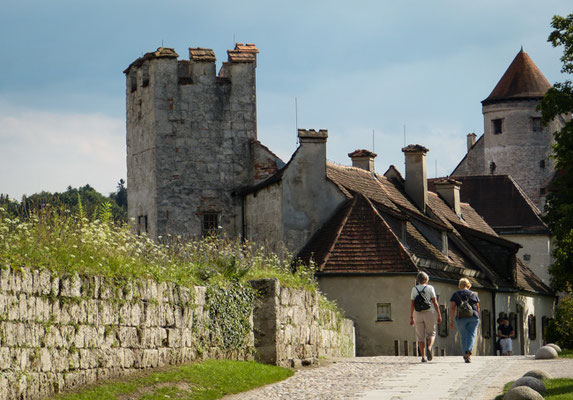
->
[498,317,514,356]
[449,278,480,363]
[410,272,442,362]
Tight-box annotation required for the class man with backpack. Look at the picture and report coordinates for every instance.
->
[410,272,442,362]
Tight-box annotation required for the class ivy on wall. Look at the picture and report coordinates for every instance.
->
[206,283,256,351]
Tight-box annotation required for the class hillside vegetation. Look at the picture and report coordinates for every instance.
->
[0,203,320,293]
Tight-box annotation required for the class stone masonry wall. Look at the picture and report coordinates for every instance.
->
[251,279,355,368]
[0,266,254,400]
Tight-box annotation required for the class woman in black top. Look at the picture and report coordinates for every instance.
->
[449,278,480,363]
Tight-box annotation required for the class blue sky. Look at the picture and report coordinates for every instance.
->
[1,1,570,199]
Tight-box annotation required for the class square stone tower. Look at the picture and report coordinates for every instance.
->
[124,44,259,239]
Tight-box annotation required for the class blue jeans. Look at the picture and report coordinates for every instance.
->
[456,316,479,354]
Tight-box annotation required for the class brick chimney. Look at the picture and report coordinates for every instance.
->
[348,149,377,172]
[402,144,429,213]
[467,133,476,152]
[434,178,462,216]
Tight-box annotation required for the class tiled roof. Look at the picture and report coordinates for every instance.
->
[326,163,399,212]
[189,47,216,62]
[516,259,553,295]
[427,191,498,237]
[298,196,417,274]
[228,43,259,63]
[444,175,549,234]
[482,49,551,105]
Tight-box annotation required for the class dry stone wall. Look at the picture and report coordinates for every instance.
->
[0,268,354,399]
[251,279,355,368]
[0,266,253,400]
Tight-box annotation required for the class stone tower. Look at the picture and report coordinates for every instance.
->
[124,44,262,239]
[452,49,564,209]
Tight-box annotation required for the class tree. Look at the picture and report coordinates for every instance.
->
[539,14,573,291]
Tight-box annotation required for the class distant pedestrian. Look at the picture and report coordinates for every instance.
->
[410,272,442,363]
[498,317,514,356]
[449,278,480,363]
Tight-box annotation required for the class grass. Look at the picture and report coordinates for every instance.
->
[495,378,573,399]
[559,349,573,359]
[50,360,294,400]
[0,206,320,291]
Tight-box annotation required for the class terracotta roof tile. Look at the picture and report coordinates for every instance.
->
[189,47,216,62]
[228,43,259,63]
[516,259,553,295]
[298,196,416,274]
[482,49,551,105]
[326,163,399,212]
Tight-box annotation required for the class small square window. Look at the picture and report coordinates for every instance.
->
[376,303,391,321]
[202,212,220,236]
[532,117,542,132]
[523,254,531,261]
[540,188,546,195]
[539,160,546,169]
[492,119,503,134]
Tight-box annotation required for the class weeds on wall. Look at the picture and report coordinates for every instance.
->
[0,205,319,291]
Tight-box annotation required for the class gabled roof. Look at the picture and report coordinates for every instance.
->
[297,195,417,274]
[516,259,553,296]
[441,175,549,235]
[482,49,551,105]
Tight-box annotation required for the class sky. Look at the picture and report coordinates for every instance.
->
[0,1,571,200]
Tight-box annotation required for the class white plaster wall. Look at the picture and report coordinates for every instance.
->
[318,275,496,357]
[504,233,552,286]
[495,291,555,355]
[281,143,346,254]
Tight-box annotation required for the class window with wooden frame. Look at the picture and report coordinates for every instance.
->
[528,315,537,340]
[376,303,391,321]
[541,316,549,341]
[482,309,491,338]
[202,212,220,237]
[438,304,448,337]
[509,312,518,339]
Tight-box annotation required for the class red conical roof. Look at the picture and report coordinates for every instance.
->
[482,49,551,105]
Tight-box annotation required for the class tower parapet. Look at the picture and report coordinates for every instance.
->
[125,44,260,239]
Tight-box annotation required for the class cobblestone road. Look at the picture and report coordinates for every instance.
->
[225,356,573,400]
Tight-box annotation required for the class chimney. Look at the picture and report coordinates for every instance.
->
[434,178,462,216]
[298,129,328,176]
[402,144,429,213]
[467,133,476,152]
[348,149,377,172]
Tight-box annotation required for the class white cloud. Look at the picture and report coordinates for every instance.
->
[0,103,125,199]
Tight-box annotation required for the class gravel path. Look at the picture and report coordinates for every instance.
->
[224,356,573,400]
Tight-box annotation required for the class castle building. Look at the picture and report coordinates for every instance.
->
[452,49,564,210]
[125,45,554,356]
[449,49,567,286]
[124,45,283,240]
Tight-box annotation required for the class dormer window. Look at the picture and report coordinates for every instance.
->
[492,119,503,135]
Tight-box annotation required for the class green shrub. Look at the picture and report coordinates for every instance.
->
[552,292,573,349]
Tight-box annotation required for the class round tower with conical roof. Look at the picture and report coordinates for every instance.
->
[481,49,562,209]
